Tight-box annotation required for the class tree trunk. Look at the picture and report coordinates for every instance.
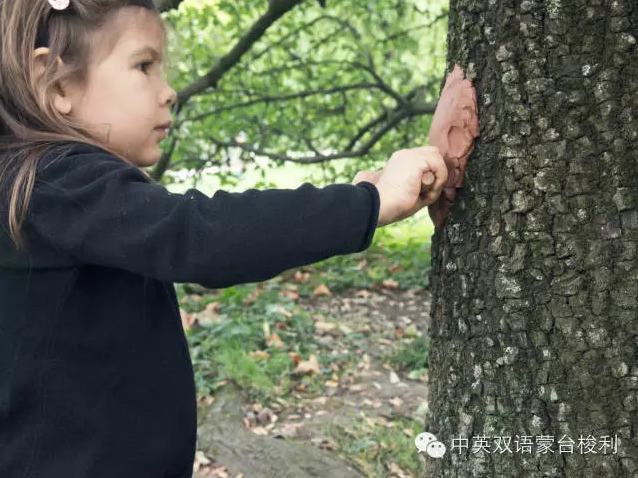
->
[425,0,637,476]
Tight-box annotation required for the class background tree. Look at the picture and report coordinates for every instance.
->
[153,0,448,187]
[425,0,637,476]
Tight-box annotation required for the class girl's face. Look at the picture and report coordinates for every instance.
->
[54,8,177,167]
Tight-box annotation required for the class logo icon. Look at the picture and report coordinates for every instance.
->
[415,431,447,458]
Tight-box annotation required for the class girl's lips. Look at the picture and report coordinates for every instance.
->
[155,128,168,139]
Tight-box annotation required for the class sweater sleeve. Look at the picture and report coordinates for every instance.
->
[26,144,380,289]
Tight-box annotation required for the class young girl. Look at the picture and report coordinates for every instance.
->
[0,0,448,476]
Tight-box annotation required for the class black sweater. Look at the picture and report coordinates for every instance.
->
[0,141,380,477]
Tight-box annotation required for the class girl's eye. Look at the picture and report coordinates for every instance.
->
[138,61,152,73]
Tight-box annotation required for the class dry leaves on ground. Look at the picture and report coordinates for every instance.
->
[294,354,322,375]
[312,283,331,297]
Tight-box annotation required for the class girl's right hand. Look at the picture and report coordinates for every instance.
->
[352,146,448,227]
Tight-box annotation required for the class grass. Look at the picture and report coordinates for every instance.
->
[178,217,433,400]
[327,416,428,476]
[388,335,429,377]
[171,165,434,475]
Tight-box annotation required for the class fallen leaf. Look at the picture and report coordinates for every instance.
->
[314,321,338,335]
[243,286,265,305]
[294,354,322,375]
[294,271,311,283]
[210,465,228,478]
[382,278,399,289]
[389,263,404,273]
[312,283,331,297]
[205,301,220,311]
[257,408,273,424]
[198,395,215,405]
[250,426,269,436]
[180,309,195,330]
[357,354,372,371]
[193,451,212,471]
[355,289,371,298]
[389,371,400,384]
[389,397,404,408]
[354,259,368,270]
[280,289,299,301]
[281,423,302,437]
[288,351,302,366]
[250,350,270,360]
[339,324,353,334]
[262,321,271,340]
[321,440,340,451]
[274,307,293,318]
[267,333,284,348]
[195,308,220,326]
[389,461,407,477]
[325,380,339,388]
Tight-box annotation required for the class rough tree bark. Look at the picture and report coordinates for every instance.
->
[425,0,637,476]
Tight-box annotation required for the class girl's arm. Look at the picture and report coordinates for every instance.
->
[26,142,379,289]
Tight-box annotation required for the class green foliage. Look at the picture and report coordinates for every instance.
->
[158,0,449,187]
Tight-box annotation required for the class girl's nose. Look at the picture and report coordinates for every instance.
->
[163,85,177,107]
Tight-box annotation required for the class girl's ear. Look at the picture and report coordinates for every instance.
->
[32,47,73,115]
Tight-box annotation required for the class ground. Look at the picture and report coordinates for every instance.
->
[191,286,432,478]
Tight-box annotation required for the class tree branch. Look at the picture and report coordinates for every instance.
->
[179,83,379,126]
[173,0,305,115]
[206,99,436,165]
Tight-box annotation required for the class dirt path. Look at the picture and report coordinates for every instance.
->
[193,287,432,477]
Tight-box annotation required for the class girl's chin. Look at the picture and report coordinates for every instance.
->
[135,148,161,168]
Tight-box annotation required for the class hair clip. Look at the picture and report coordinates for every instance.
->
[48,0,70,10]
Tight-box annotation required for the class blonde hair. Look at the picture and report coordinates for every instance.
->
[0,0,165,252]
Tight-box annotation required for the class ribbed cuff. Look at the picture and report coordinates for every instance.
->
[354,181,380,252]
